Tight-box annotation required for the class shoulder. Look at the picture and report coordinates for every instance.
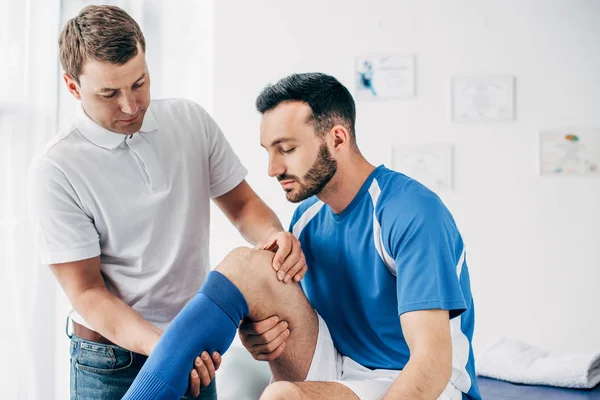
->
[150,98,210,122]
[150,99,219,145]
[373,167,452,226]
[27,150,77,212]
[29,124,82,182]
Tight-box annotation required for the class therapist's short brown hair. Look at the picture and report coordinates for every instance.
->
[59,5,146,84]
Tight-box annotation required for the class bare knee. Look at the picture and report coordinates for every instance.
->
[215,247,255,275]
[215,246,272,272]
[214,247,310,323]
[260,381,305,400]
[214,247,275,290]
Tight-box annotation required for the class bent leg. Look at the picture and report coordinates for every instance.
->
[215,247,319,382]
[123,247,317,399]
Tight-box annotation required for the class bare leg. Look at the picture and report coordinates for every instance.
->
[260,382,360,400]
[215,247,318,381]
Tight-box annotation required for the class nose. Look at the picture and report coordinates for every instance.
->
[268,155,285,178]
[120,91,139,116]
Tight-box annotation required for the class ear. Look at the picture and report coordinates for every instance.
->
[329,125,350,152]
[63,73,82,100]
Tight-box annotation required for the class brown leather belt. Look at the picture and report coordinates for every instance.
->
[73,321,115,345]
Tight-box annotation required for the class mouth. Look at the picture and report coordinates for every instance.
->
[279,179,295,189]
[120,113,141,123]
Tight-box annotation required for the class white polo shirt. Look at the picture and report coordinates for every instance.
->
[27,98,247,330]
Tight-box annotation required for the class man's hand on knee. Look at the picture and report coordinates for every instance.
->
[258,231,307,283]
[239,316,290,361]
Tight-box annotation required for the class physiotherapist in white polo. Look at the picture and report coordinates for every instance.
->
[26,5,305,400]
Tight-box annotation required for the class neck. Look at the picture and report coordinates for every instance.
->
[317,154,376,214]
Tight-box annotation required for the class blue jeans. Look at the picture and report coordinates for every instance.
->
[69,335,217,400]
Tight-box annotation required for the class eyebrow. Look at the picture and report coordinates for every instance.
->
[98,73,146,93]
[261,137,298,149]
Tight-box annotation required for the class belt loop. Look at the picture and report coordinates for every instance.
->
[65,315,73,339]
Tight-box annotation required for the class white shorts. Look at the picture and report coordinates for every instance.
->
[305,314,463,400]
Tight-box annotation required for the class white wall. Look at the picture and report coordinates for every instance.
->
[211,0,600,354]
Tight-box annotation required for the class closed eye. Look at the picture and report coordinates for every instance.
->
[281,147,296,154]
[100,80,145,99]
[133,81,145,90]
[101,91,118,99]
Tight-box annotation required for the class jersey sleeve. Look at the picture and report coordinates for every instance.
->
[27,160,100,265]
[380,192,467,318]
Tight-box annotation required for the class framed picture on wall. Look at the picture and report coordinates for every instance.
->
[451,75,515,123]
[391,144,453,191]
[539,128,600,176]
[355,54,415,100]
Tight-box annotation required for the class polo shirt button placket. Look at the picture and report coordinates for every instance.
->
[124,134,167,193]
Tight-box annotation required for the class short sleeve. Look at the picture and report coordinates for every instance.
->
[27,160,100,265]
[198,107,248,198]
[381,195,467,318]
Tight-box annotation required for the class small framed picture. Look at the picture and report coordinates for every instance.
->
[391,144,454,191]
[355,54,415,100]
[451,75,515,123]
[539,128,600,176]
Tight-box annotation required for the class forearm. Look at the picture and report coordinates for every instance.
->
[73,286,162,355]
[234,197,283,245]
[383,356,450,400]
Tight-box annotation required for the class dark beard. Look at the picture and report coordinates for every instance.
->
[283,143,337,203]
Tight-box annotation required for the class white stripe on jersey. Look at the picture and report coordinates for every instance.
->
[367,179,395,276]
[292,200,324,239]
[369,178,473,396]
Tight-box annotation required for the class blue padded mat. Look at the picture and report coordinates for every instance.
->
[478,377,600,399]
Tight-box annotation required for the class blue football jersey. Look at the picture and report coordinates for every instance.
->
[290,165,481,400]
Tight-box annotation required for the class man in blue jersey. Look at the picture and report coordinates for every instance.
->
[241,73,482,400]
[122,73,481,400]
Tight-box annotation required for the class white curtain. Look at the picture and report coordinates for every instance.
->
[0,0,62,399]
[0,0,213,398]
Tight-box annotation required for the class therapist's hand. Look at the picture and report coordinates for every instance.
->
[239,316,290,361]
[187,351,221,397]
[258,231,307,283]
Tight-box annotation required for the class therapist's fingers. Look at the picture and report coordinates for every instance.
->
[194,354,212,389]
[244,320,289,347]
[255,341,287,362]
[294,264,308,282]
[261,239,279,253]
[188,367,201,397]
[272,234,293,273]
[239,316,280,335]
[283,252,306,283]
[201,351,216,384]
[212,352,222,371]
[251,326,291,354]
[277,243,301,282]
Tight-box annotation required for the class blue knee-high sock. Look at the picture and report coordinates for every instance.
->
[122,271,249,399]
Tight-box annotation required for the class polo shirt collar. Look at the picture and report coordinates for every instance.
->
[75,103,158,150]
